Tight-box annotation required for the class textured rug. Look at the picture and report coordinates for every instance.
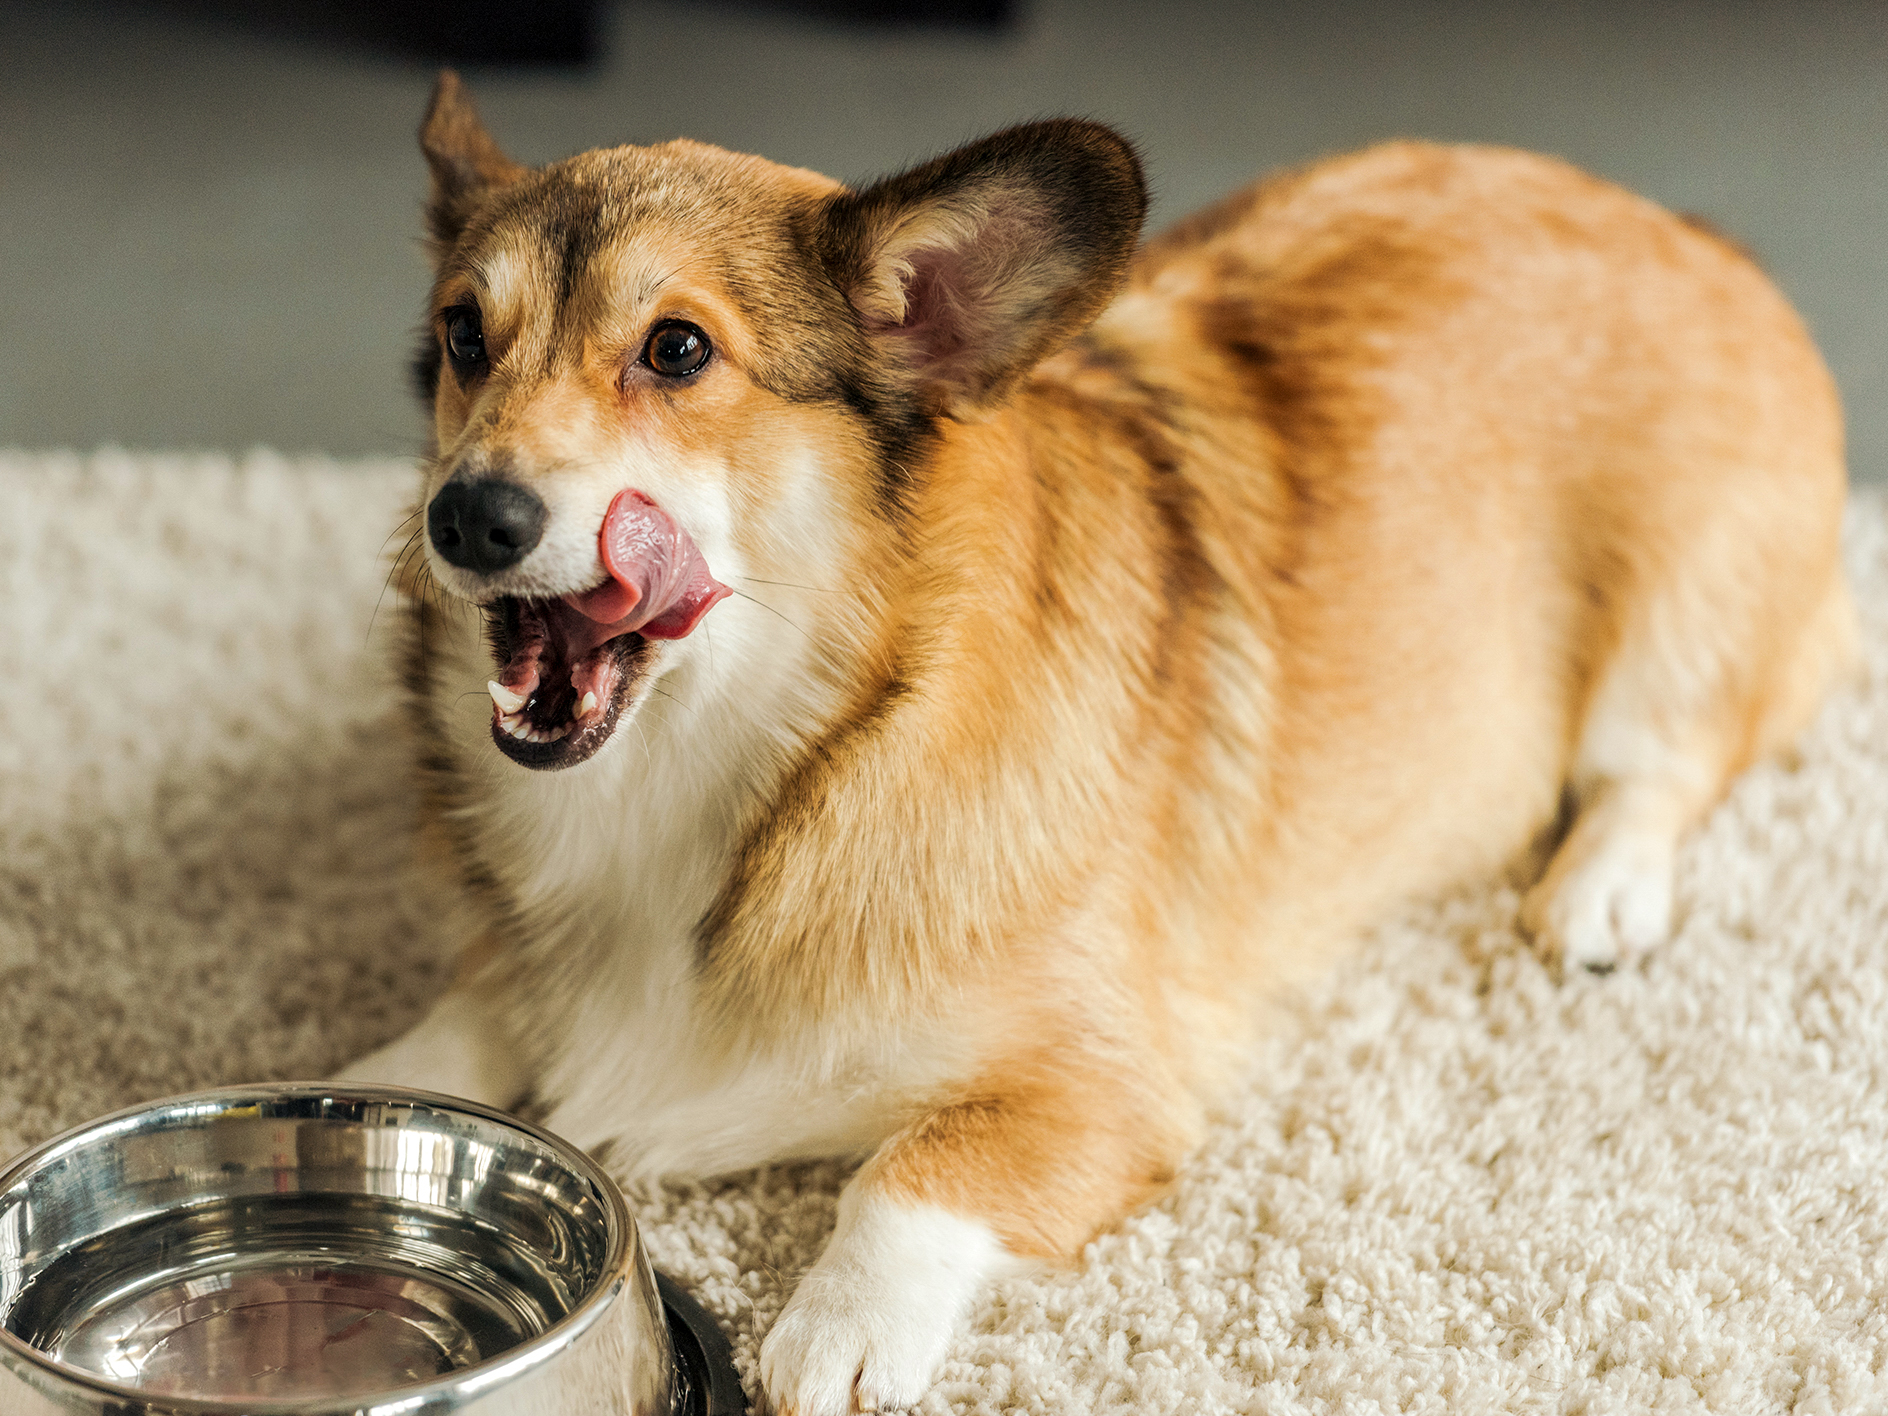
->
[4,448,1888,1415]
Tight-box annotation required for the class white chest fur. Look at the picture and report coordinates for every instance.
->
[406,594,948,1181]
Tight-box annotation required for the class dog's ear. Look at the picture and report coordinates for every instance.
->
[821,120,1147,418]
[420,70,527,252]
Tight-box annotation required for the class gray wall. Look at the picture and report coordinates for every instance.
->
[5,1,1885,475]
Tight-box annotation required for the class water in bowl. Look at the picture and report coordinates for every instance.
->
[5,1190,573,1400]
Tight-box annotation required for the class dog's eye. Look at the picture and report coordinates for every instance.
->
[444,306,487,373]
[643,321,711,378]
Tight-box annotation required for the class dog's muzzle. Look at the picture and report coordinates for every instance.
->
[474,488,731,770]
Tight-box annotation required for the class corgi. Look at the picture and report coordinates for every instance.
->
[341,71,1852,1414]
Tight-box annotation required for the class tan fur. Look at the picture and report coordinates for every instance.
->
[373,79,1850,1410]
[845,144,1852,1252]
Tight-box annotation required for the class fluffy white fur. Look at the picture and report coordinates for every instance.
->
[348,430,964,1180]
[7,447,1888,1413]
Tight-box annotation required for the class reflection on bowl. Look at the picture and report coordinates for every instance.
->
[0,1085,679,1415]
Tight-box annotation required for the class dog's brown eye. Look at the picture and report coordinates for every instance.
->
[643,321,711,378]
[444,306,486,374]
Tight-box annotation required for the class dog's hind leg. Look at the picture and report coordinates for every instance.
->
[1521,743,1709,978]
[1523,565,1852,977]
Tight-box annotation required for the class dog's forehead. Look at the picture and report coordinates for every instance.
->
[451,141,841,305]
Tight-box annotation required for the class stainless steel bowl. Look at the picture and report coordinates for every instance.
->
[0,1085,704,1415]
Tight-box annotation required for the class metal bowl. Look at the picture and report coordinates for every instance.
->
[0,1085,735,1416]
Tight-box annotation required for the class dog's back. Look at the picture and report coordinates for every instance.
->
[1058,139,1849,988]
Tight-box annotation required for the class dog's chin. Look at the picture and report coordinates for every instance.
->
[483,596,656,772]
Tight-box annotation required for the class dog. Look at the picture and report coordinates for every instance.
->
[341,71,1853,1414]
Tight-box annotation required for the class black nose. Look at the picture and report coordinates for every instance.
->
[428,477,548,574]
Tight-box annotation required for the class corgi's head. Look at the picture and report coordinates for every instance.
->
[412,72,1144,770]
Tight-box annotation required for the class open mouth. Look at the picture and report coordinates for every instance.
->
[484,597,655,770]
[469,488,730,771]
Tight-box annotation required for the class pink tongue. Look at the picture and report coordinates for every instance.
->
[563,490,730,639]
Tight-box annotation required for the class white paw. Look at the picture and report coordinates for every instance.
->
[333,991,527,1108]
[759,1194,1011,1415]
[760,1270,950,1414]
[1524,829,1674,975]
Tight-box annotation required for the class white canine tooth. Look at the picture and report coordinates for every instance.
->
[488,680,527,714]
[578,691,598,718]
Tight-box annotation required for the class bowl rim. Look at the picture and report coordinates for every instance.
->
[0,1081,646,1416]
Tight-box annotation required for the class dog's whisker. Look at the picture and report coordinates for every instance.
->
[367,526,430,644]
[641,253,716,301]
[374,508,424,557]
[624,707,655,765]
[729,576,843,595]
[727,589,807,635]
[647,682,694,720]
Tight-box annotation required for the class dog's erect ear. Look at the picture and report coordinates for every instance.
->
[420,71,527,251]
[821,120,1146,418]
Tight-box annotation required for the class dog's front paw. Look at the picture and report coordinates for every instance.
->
[758,1195,1012,1415]
[759,1268,948,1415]
[333,990,528,1108]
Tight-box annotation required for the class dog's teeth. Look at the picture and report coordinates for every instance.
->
[578,691,598,718]
[493,697,578,748]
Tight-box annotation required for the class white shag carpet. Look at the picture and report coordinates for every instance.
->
[5,448,1888,1415]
